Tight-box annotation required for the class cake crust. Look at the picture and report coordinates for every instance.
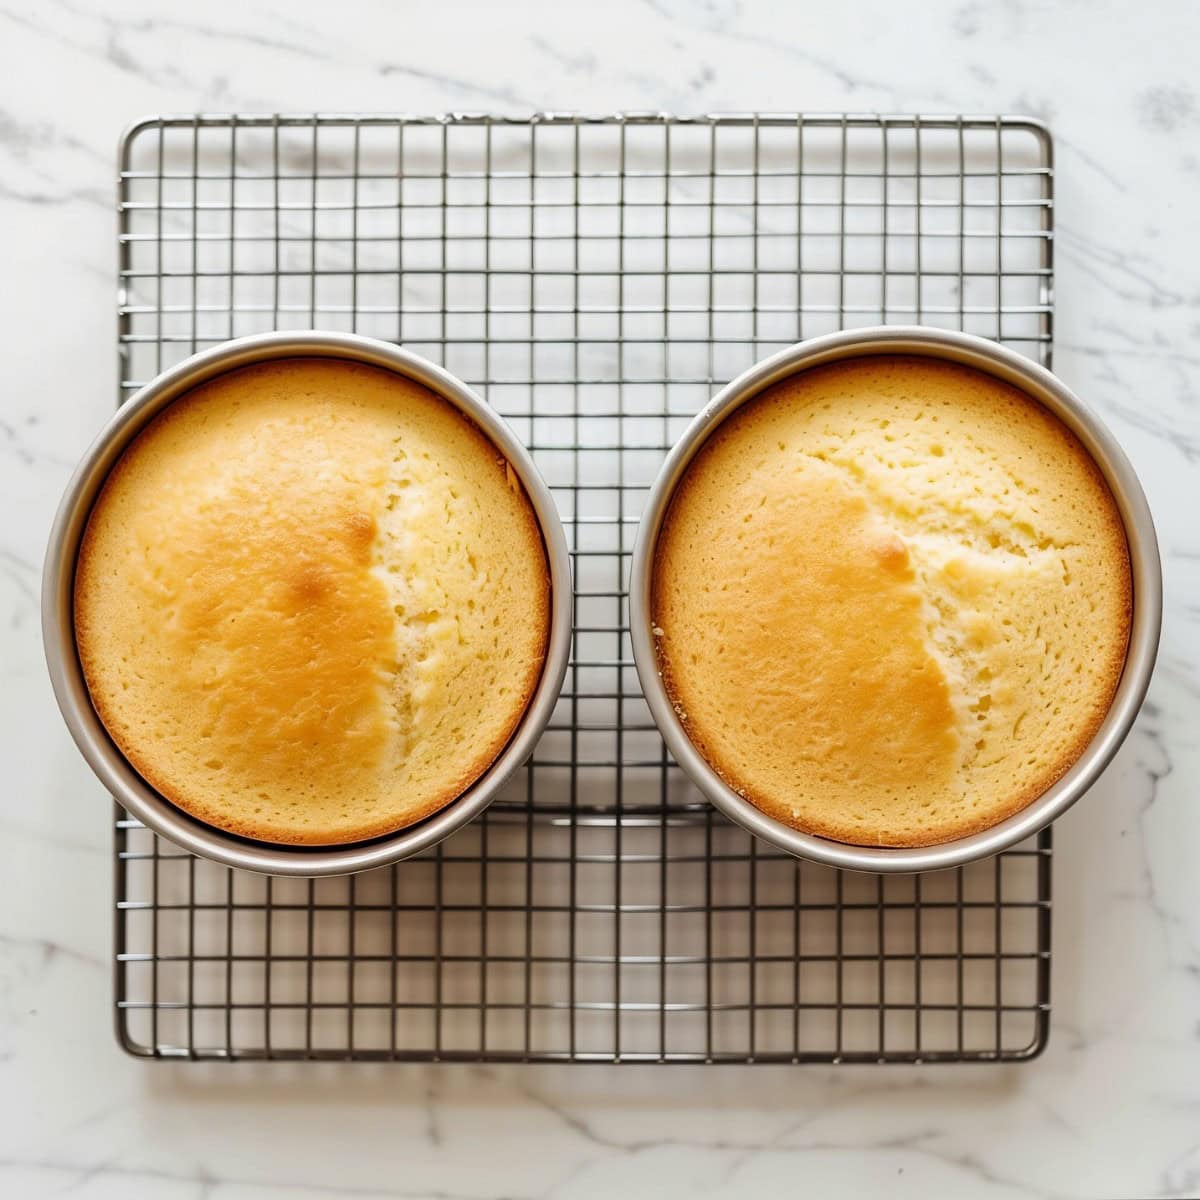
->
[75,358,550,845]
[652,355,1131,847]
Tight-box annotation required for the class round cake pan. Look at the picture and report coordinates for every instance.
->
[43,331,573,876]
[630,326,1162,873]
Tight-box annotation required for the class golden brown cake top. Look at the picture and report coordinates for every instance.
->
[75,358,549,845]
[652,355,1131,847]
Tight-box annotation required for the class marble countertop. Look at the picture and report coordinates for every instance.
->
[2,0,1199,1196]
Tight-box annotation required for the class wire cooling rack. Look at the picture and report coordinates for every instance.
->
[114,113,1054,1063]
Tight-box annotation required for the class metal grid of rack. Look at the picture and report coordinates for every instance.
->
[115,113,1054,1063]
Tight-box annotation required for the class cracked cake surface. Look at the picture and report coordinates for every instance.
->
[651,355,1131,847]
[74,358,550,845]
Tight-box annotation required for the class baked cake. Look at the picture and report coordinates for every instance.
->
[75,358,550,845]
[652,355,1131,847]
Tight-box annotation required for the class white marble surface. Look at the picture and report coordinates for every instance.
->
[2,0,1199,1196]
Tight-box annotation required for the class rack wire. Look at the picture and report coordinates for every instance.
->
[115,113,1054,1063]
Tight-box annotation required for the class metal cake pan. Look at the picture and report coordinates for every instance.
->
[629,325,1162,873]
[43,331,573,876]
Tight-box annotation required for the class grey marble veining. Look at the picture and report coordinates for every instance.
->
[1,0,1199,1197]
